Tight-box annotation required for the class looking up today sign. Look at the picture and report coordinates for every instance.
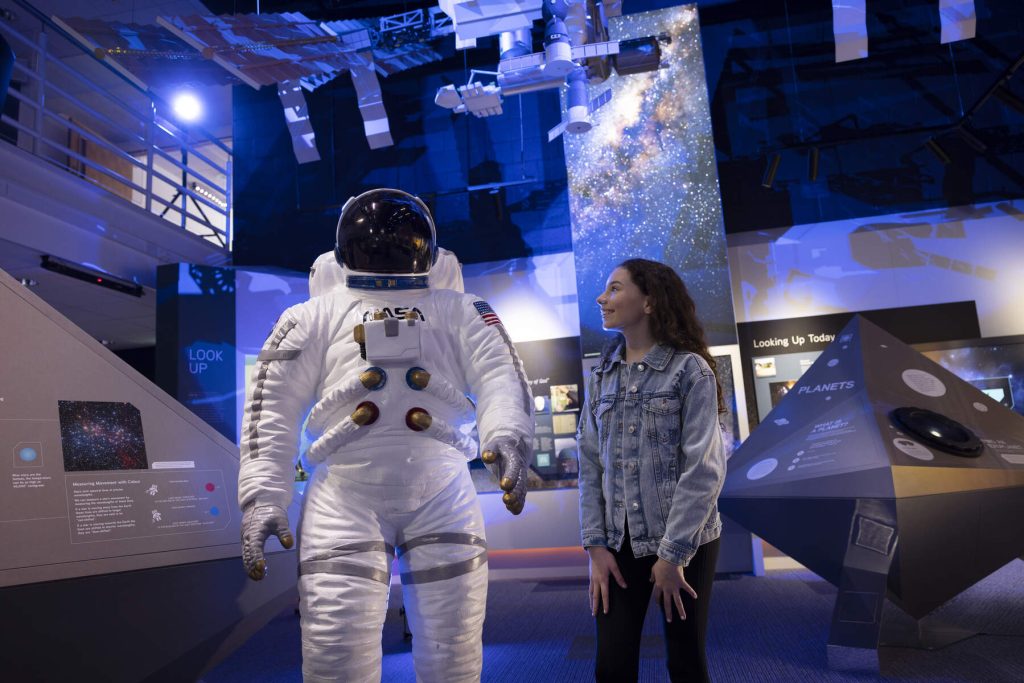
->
[736,301,980,430]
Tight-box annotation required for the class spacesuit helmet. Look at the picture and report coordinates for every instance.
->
[334,188,437,275]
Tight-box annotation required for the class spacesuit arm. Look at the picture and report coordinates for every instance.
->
[577,370,607,548]
[455,295,534,455]
[238,303,325,511]
[454,295,534,512]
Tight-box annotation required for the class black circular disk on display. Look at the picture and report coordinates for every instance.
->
[890,407,983,457]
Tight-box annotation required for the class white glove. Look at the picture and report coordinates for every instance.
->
[482,436,529,515]
[241,503,294,581]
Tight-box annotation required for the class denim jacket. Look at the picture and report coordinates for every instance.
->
[577,342,727,566]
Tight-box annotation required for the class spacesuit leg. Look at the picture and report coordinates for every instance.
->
[297,467,395,683]
[397,465,488,683]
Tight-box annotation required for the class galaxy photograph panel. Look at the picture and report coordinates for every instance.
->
[564,5,735,354]
[58,400,149,472]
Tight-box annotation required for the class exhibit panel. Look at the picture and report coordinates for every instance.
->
[917,335,1024,417]
[565,4,736,354]
[736,301,981,430]
[0,268,299,681]
[1,267,240,585]
[156,263,312,447]
[721,315,1024,670]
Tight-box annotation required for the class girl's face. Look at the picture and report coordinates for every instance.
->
[597,267,651,332]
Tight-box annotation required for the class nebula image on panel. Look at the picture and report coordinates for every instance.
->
[565,5,735,354]
[58,400,148,471]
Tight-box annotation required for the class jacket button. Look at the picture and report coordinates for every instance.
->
[631,502,639,510]
[638,364,645,371]
[629,385,638,393]
[628,424,636,433]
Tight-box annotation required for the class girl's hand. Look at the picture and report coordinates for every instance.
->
[650,558,697,622]
[587,546,627,615]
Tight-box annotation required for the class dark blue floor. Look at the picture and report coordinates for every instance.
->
[201,560,1024,682]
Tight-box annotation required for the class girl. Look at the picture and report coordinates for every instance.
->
[577,258,727,682]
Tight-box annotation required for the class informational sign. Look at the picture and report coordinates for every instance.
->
[0,269,244,588]
[65,470,229,543]
[156,264,238,441]
[736,301,980,429]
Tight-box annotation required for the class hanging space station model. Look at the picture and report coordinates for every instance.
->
[434,0,668,140]
[720,316,1024,672]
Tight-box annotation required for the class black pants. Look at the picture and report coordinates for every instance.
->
[594,531,720,682]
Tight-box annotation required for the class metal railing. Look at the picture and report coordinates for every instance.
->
[0,0,232,249]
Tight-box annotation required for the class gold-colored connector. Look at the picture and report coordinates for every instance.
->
[372,310,386,321]
[407,369,430,389]
[405,310,418,320]
[502,492,517,506]
[353,324,365,344]
[500,477,515,492]
[407,409,432,431]
[352,402,379,426]
[359,369,383,389]
[481,450,498,464]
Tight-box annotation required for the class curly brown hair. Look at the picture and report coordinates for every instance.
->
[617,258,725,414]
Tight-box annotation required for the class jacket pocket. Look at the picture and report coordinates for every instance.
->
[642,394,681,520]
[643,395,681,447]
[595,398,615,441]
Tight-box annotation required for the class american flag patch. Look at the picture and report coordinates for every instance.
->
[473,300,502,327]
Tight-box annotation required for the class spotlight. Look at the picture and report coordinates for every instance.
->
[808,147,820,182]
[957,127,987,153]
[994,86,1024,116]
[925,138,951,165]
[761,153,781,189]
[172,91,203,123]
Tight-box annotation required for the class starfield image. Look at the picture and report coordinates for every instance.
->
[58,400,148,471]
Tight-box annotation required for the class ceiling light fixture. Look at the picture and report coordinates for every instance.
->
[190,182,227,209]
[172,90,203,123]
[40,255,144,297]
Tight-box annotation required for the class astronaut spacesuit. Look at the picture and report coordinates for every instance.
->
[238,189,534,683]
